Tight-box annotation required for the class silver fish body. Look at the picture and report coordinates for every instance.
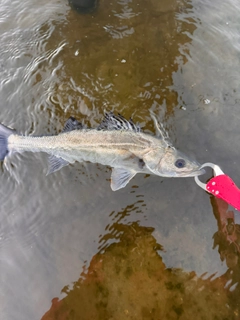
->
[0,113,204,190]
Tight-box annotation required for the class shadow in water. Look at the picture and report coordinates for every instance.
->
[41,199,240,320]
[68,0,98,14]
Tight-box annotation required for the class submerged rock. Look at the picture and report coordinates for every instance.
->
[41,222,234,320]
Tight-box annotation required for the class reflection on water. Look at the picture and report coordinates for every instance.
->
[211,196,240,314]
[1,0,240,319]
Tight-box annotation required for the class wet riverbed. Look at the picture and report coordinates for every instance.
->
[1,0,240,319]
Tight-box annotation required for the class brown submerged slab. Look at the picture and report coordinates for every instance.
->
[42,222,234,320]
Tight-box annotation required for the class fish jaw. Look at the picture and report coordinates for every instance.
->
[147,163,205,178]
[170,165,205,178]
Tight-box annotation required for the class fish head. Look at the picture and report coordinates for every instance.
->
[144,146,205,178]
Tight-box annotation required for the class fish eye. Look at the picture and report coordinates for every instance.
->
[175,159,186,168]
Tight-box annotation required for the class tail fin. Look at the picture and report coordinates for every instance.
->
[0,124,16,161]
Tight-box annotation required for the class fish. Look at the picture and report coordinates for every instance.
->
[0,112,204,191]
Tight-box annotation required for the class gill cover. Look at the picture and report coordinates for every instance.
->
[142,147,166,176]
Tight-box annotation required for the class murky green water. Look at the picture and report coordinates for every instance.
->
[1,0,240,319]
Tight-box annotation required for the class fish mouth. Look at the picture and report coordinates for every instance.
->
[179,167,206,177]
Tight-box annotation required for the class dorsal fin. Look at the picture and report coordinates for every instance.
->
[62,117,83,133]
[149,110,172,147]
[98,112,141,132]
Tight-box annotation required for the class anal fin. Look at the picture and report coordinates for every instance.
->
[111,167,137,191]
[47,155,70,175]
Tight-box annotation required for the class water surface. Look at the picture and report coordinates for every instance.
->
[1,0,240,319]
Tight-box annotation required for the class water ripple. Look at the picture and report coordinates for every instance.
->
[103,24,135,39]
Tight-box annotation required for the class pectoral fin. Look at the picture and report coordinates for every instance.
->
[47,155,70,175]
[111,168,137,191]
